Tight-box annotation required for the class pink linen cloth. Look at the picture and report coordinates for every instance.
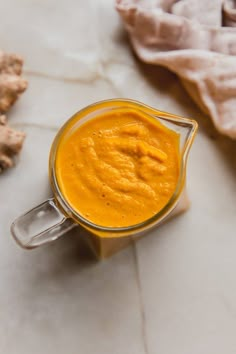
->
[116,0,236,139]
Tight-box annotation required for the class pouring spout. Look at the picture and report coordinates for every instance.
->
[153,112,198,173]
[143,105,198,162]
[161,115,198,160]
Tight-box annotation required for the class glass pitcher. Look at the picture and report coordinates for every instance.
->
[11,99,198,259]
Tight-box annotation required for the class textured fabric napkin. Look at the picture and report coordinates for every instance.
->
[116,0,236,139]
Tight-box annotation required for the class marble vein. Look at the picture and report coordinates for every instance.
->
[25,69,103,85]
[13,122,59,132]
[220,294,236,321]
[25,57,135,81]
[24,55,138,98]
[132,241,149,354]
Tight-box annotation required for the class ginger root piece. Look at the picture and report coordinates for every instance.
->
[0,115,25,173]
[0,52,27,112]
[0,51,27,173]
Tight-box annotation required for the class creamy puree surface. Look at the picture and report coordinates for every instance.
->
[56,109,180,227]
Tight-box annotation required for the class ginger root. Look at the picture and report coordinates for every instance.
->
[0,115,25,173]
[0,51,27,173]
[0,52,27,112]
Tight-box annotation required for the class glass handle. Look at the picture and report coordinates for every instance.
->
[11,198,75,249]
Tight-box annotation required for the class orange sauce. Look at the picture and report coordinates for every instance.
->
[56,109,180,227]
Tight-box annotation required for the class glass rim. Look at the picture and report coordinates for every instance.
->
[49,98,198,235]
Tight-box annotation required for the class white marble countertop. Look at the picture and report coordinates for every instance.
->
[1,1,236,353]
